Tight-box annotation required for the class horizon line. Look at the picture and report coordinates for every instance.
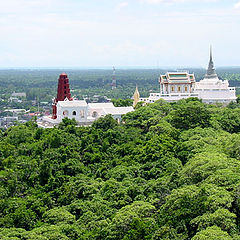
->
[0,65,240,70]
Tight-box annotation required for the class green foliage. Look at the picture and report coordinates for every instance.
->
[178,151,240,186]
[211,108,240,133]
[58,118,78,129]
[42,207,75,224]
[109,201,156,239]
[112,99,133,107]
[1,98,240,239]
[167,99,211,130]
[190,209,237,234]
[92,114,118,131]
[192,226,233,240]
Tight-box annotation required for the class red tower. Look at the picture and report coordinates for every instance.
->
[52,73,73,119]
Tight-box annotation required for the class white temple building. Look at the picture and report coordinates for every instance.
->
[37,73,134,128]
[140,48,237,104]
[39,101,134,128]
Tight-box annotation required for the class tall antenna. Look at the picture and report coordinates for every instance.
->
[111,66,116,90]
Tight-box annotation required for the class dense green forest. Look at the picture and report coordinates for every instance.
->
[0,68,240,102]
[1,98,240,239]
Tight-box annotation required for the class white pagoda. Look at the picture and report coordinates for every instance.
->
[194,47,236,104]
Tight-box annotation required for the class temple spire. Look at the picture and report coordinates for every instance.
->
[205,46,218,79]
[133,85,140,108]
[52,73,73,119]
[210,45,213,62]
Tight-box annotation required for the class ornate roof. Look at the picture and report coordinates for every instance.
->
[160,72,195,84]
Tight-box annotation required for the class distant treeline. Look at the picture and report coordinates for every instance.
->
[0,68,240,100]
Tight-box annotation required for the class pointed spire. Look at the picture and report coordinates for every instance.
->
[209,45,213,62]
[205,45,218,79]
[133,85,140,108]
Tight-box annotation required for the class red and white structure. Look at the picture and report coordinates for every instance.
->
[38,73,134,128]
[52,73,73,119]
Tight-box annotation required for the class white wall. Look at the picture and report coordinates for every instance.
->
[57,104,88,123]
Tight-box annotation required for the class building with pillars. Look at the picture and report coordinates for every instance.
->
[38,73,134,128]
[140,48,236,104]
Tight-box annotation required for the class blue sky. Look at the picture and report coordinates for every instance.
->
[0,0,240,68]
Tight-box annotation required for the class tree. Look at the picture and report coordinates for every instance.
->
[190,209,237,234]
[178,151,240,186]
[192,226,232,240]
[167,100,211,130]
[159,184,233,237]
[112,98,133,107]
[109,201,156,239]
[211,108,240,133]
[92,115,118,131]
[42,207,75,225]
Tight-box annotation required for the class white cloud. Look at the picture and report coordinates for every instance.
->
[0,0,57,13]
[115,2,129,12]
[141,0,217,3]
[0,0,239,67]
[234,1,240,8]
[142,0,165,3]
[119,2,129,8]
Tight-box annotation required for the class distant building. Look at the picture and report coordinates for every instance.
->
[11,92,26,98]
[5,109,26,114]
[9,97,23,103]
[0,116,18,128]
[140,48,237,104]
[38,73,134,128]
[90,95,111,103]
[9,92,26,104]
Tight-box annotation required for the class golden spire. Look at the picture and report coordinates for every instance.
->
[133,85,140,107]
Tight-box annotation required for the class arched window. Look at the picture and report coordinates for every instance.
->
[92,111,98,118]
[63,110,69,116]
[178,86,181,92]
[72,111,76,116]
[171,86,174,92]
[185,86,188,92]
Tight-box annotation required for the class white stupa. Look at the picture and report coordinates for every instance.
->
[194,47,236,104]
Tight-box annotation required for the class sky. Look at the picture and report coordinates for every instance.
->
[0,0,240,68]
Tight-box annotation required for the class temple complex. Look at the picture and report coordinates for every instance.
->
[37,48,236,128]
[38,73,134,128]
[140,48,237,104]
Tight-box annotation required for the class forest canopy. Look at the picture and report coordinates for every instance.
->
[1,98,240,239]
